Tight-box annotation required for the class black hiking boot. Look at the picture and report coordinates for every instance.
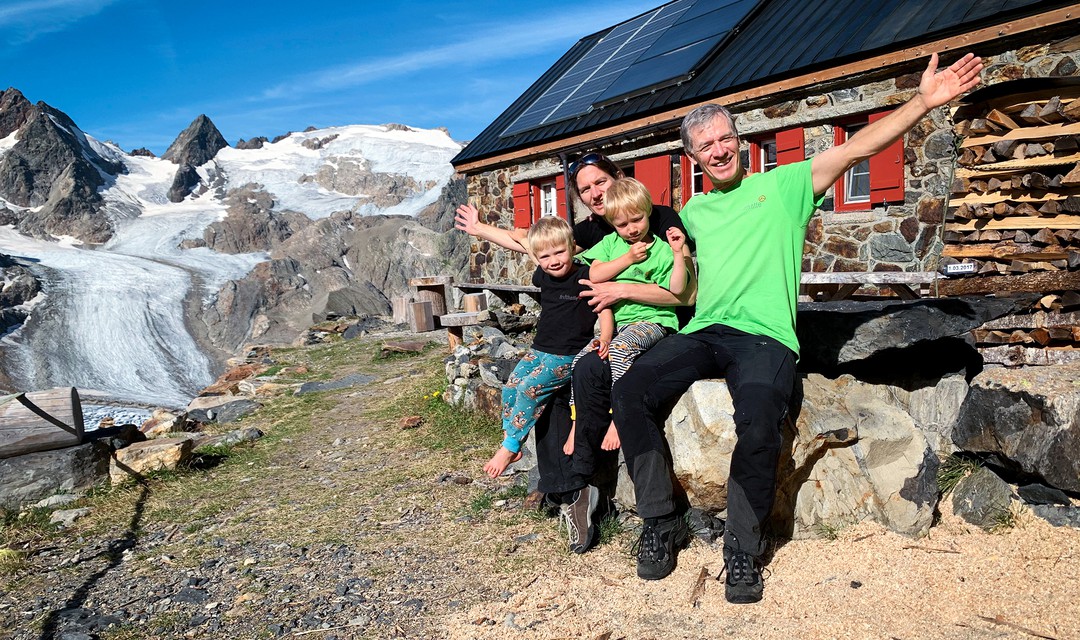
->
[722,547,764,604]
[634,514,689,580]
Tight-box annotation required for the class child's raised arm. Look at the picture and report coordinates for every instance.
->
[455,204,529,254]
[665,227,696,301]
[588,241,648,283]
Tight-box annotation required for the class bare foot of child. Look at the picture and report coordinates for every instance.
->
[601,421,621,451]
[483,447,519,478]
[563,422,576,456]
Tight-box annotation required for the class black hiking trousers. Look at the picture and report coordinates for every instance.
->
[611,323,797,557]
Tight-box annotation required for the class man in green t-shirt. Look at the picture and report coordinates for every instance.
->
[582,52,983,602]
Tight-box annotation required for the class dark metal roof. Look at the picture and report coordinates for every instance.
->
[452,0,1069,169]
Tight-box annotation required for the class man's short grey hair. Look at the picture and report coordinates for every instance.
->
[680,103,739,152]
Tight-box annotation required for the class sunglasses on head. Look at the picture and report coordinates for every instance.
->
[568,152,606,177]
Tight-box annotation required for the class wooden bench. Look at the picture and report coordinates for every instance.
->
[454,282,541,306]
[800,272,939,301]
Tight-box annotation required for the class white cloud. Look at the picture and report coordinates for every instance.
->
[1,0,121,44]
[261,2,659,99]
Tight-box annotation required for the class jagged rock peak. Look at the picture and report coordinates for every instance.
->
[0,87,34,139]
[162,114,228,166]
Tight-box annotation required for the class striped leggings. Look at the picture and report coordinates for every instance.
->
[570,321,669,411]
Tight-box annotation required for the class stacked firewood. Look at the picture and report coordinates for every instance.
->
[945,88,1080,277]
[944,80,1080,363]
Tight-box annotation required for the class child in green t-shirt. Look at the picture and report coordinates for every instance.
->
[567,177,695,453]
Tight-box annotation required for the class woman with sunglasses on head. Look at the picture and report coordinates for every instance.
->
[454,152,693,263]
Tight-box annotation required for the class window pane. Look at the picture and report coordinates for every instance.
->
[540,181,557,216]
[846,159,870,202]
[761,139,777,172]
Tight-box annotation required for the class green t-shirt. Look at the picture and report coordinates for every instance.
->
[679,160,822,355]
[579,231,679,331]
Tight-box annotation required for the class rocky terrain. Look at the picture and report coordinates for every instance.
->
[0,326,1077,640]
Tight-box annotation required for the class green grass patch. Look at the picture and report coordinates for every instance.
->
[938,454,982,496]
[597,512,625,546]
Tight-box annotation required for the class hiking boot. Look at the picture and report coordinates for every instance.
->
[563,485,599,554]
[723,547,763,604]
[634,515,689,580]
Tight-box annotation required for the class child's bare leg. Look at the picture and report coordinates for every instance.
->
[601,420,621,451]
[483,446,519,478]
[563,421,576,456]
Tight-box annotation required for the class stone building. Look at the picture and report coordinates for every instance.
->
[450,0,1080,286]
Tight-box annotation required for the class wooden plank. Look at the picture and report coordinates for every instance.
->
[937,270,1080,296]
[956,151,1080,175]
[800,272,937,285]
[979,310,1080,331]
[0,388,84,458]
[950,188,1080,206]
[946,215,1080,231]
[961,123,1080,149]
[978,344,1080,366]
[941,246,1069,261]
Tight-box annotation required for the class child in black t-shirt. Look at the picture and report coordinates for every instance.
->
[481,216,615,478]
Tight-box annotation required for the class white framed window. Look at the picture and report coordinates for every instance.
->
[758,138,777,173]
[539,180,558,217]
[841,122,870,205]
[691,162,706,196]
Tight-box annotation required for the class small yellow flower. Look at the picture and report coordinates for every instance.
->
[432,390,441,397]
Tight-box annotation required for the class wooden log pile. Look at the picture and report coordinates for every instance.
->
[946,81,1080,363]
[946,85,1080,286]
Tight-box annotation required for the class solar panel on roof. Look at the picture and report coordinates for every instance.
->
[596,0,760,105]
[499,0,761,139]
[500,0,698,138]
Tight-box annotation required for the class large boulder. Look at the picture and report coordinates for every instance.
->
[110,438,194,484]
[614,374,946,538]
[796,296,1033,370]
[0,441,110,510]
[953,363,1080,493]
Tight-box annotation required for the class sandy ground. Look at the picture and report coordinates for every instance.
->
[444,502,1080,640]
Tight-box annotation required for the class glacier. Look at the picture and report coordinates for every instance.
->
[0,124,461,409]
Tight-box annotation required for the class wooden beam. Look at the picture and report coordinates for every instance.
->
[937,270,1080,296]
[955,151,1080,175]
[946,215,1080,231]
[941,246,1069,261]
[951,188,1080,206]
[455,6,1080,174]
[978,344,1080,366]
[961,123,1080,149]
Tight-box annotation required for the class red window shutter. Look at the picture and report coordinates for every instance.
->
[775,127,805,165]
[512,182,531,228]
[555,174,568,220]
[680,155,694,205]
[868,110,905,204]
[633,155,671,207]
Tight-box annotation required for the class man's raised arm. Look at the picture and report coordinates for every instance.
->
[810,52,983,197]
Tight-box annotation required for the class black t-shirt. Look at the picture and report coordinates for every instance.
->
[572,204,694,252]
[532,262,596,356]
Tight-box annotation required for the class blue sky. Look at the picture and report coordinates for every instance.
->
[2,0,662,154]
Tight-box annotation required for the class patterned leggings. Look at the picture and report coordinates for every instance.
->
[501,348,575,454]
[569,321,669,411]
